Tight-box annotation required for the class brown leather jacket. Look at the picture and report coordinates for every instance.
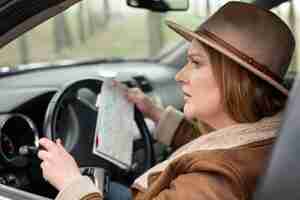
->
[55,107,277,200]
[131,117,275,200]
[133,140,274,200]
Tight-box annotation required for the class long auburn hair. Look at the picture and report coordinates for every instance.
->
[202,44,287,123]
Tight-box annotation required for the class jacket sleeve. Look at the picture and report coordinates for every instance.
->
[152,172,242,200]
[55,176,103,200]
[154,106,203,150]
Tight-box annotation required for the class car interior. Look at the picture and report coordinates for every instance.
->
[0,0,298,199]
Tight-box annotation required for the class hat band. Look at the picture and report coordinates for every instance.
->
[198,28,283,84]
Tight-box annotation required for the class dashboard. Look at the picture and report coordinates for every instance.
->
[0,61,183,194]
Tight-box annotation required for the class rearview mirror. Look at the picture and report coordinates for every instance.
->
[127,0,189,12]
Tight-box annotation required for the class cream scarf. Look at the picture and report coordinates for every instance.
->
[133,113,281,190]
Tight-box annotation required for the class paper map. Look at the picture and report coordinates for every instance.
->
[93,78,134,169]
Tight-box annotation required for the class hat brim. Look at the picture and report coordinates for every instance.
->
[166,20,289,96]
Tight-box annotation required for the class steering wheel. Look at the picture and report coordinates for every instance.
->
[43,77,155,187]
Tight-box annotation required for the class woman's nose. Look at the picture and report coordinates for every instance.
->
[175,64,188,84]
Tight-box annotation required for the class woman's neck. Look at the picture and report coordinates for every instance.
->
[197,112,238,131]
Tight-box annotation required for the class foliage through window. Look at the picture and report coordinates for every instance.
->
[0,0,237,68]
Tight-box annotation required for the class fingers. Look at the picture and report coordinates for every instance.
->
[55,138,62,146]
[38,137,81,190]
[127,88,144,102]
[40,160,49,170]
[112,80,129,92]
[111,80,147,106]
[38,150,51,161]
[128,87,142,96]
[39,138,57,152]
[40,160,52,182]
[40,161,48,180]
[38,138,67,159]
[112,80,144,97]
[56,139,67,152]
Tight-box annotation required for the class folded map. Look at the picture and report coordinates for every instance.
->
[93,78,135,170]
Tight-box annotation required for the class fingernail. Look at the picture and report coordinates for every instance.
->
[39,138,47,144]
[56,138,61,144]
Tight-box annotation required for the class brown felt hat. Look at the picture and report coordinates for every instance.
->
[166,1,295,96]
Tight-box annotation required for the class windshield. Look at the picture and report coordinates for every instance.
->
[0,0,205,68]
[0,0,298,73]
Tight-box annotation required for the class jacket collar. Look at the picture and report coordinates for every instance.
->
[134,112,281,190]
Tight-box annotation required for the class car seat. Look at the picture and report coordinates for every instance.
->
[254,75,300,200]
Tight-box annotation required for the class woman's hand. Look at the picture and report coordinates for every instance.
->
[38,138,81,191]
[114,81,164,123]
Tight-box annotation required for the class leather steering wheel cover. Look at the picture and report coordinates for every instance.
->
[43,77,101,140]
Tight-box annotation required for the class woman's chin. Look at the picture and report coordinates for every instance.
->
[183,105,195,120]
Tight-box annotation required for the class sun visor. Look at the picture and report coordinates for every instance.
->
[0,0,82,49]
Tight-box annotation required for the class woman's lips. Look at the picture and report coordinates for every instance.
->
[183,92,191,97]
[183,92,191,102]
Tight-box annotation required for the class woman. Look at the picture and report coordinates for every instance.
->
[38,2,295,200]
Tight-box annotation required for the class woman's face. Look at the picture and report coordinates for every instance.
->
[175,40,222,122]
